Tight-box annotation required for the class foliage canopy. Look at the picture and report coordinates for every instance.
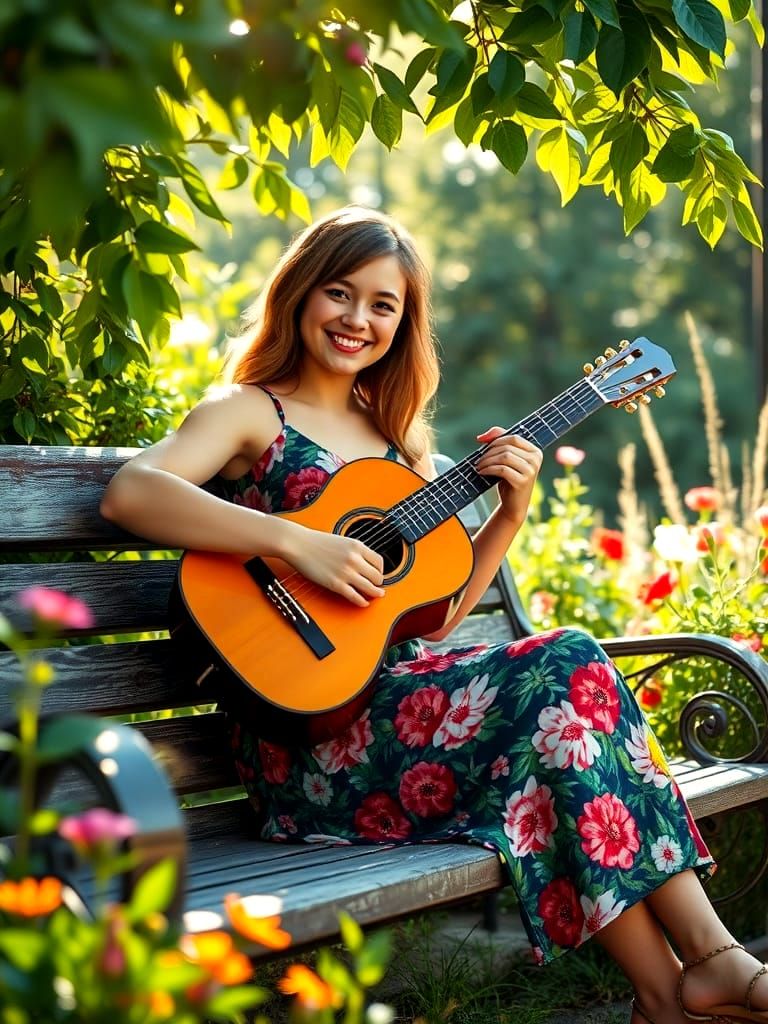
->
[0,0,763,445]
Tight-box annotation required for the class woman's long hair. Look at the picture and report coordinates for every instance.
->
[225,207,440,465]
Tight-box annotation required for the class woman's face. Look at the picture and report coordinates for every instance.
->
[298,255,407,379]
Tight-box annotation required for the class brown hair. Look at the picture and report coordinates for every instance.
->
[225,207,439,464]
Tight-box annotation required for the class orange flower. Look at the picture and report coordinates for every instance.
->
[0,876,62,917]
[591,527,625,561]
[278,964,338,1010]
[693,521,725,553]
[224,894,292,950]
[180,931,253,986]
[148,991,175,1018]
[684,486,721,512]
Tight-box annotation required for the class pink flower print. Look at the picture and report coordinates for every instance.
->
[354,793,412,840]
[394,686,449,747]
[283,467,330,509]
[312,710,374,774]
[303,772,332,806]
[532,701,601,771]
[490,755,509,780]
[454,810,470,828]
[316,449,344,473]
[251,431,286,481]
[650,834,684,873]
[568,661,620,734]
[432,674,498,751]
[503,776,558,858]
[233,485,272,513]
[259,740,292,784]
[389,647,487,676]
[538,878,584,948]
[625,722,670,788]
[399,762,457,817]
[505,629,566,658]
[579,889,627,941]
[577,793,640,869]
[278,814,298,834]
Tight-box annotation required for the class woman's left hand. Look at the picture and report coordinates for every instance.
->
[475,427,543,527]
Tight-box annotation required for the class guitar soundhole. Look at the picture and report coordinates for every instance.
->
[339,514,410,581]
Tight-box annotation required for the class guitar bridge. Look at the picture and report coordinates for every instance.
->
[244,558,335,660]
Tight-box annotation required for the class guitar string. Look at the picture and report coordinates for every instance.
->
[270,381,601,609]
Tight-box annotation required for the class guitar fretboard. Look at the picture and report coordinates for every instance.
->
[389,377,604,544]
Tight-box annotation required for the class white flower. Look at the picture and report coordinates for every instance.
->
[316,449,343,473]
[653,524,699,564]
[532,700,601,771]
[625,722,670,788]
[580,889,627,940]
[303,772,333,806]
[366,1004,395,1024]
[650,834,683,873]
[432,674,498,750]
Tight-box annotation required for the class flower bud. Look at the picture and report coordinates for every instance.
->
[555,446,585,467]
[344,41,367,66]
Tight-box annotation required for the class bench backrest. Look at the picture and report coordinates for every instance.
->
[0,445,532,810]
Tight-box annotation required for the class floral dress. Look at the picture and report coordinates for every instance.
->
[219,388,714,965]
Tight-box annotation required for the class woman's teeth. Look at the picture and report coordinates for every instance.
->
[331,334,366,351]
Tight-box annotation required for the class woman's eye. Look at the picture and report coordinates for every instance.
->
[375,302,395,313]
[326,287,348,300]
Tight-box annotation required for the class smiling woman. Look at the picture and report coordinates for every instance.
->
[98,207,768,1024]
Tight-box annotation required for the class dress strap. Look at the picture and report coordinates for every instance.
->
[258,385,286,425]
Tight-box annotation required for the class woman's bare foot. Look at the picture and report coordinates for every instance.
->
[679,942,768,1019]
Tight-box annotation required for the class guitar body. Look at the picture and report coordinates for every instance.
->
[173,458,474,744]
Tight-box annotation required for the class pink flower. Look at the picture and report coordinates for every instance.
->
[577,793,640,869]
[684,486,721,512]
[694,521,725,552]
[394,686,449,747]
[505,629,565,658]
[532,701,601,771]
[251,433,285,481]
[282,467,330,510]
[432,674,498,751]
[568,662,620,734]
[555,446,585,467]
[755,505,768,533]
[354,793,411,840]
[591,528,624,561]
[344,41,367,66]
[490,755,509,780]
[312,710,374,774]
[580,889,627,940]
[503,776,558,858]
[390,647,486,676]
[59,808,136,853]
[258,740,292,784]
[399,762,457,817]
[278,814,298,834]
[538,878,584,948]
[233,485,272,513]
[732,632,762,652]
[19,587,94,630]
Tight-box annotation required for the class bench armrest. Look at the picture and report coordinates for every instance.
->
[598,632,768,765]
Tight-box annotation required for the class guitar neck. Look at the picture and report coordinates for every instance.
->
[390,376,605,544]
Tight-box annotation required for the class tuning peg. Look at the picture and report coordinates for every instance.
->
[624,401,638,414]
[595,355,607,366]
[640,394,652,405]
[604,347,617,358]
[583,362,594,374]
[654,386,666,398]
[619,339,630,349]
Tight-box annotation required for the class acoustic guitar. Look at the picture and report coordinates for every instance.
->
[172,337,675,744]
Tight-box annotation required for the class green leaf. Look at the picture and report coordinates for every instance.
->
[500,6,560,44]
[371,94,403,149]
[207,986,268,1014]
[516,82,562,124]
[0,367,26,401]
[37,714,109,761]
[396,0,465,49]
[218,155,250,190]
[536,127,582,205]
[671,0,726,58]
[12,409,36,443]
[726,0,751,19]
[488,120,528,173]
[328,93,366,170]
[0,930,47,971]
[174,155,229,224]
[595,11,652,95]
[582,0,621,28]
[487,50,525,101]
[374,64,420,115]
[454,96,482,145]
[430,45,476,103]
[732,196,763,248]
[621,161,654,232]
[405,48,436,92]
[609,122,650,179]
[122,262,163,341]
[563,11,599,64]
[696,195,728,248]
[652,143,696,182]
[34,280,64,319]
[127,858,178,921]
[339,911,364,954]
[134,220,200,254]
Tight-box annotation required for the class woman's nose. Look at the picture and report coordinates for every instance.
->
[341,307,367,330]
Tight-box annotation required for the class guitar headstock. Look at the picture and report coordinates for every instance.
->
[584,337,676,412]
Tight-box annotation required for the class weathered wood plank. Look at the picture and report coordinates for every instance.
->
[673,760,768,818]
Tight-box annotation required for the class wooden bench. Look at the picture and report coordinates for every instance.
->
[2,444,768,954]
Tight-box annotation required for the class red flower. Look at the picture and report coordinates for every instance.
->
[394,686,450,747]
[312,711,374,774]
[577,793,640,869]
[569,661,620,734]
[755,505,768,533]
[638,570,677,605]
[503,776,558,858]
[258,740,292,784]
[694,522,725,552]
[399,762,457,817]
[506,629,566,658]
[538,878,584,948]
[390,647,486,676]
[283,467,330,510]
[732,632,762,652]
[591,528,625,561]
[684,486,721,512]
[638,678,664,709]
[354,793,412,840]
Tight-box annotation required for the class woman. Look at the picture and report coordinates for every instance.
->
[101,206,767,1023]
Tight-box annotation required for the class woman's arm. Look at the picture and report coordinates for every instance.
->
[421,427,542,641]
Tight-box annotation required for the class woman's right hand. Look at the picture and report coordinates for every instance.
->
[280,523,386,608]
